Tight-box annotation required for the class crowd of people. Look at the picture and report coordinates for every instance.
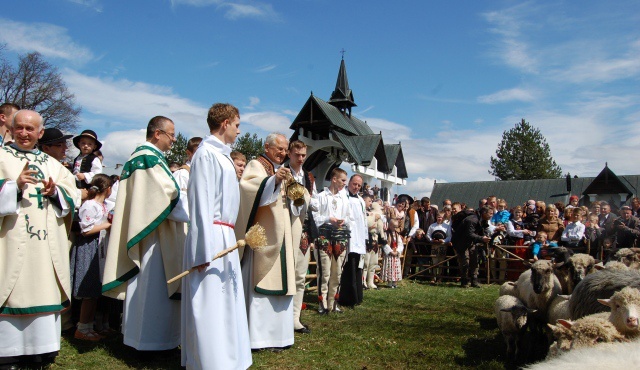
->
[2,100,639,369]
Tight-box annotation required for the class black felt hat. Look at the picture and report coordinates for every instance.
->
[73,129,102,150]
[39,128,73,146]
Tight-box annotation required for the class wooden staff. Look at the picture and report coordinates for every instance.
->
[167,223,267,284]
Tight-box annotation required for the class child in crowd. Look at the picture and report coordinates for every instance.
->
[584,213,602,258]
[230,151,246,180]
[491,199,511,225]
[381,229,404,289]
[561,208,586,248]
[426,212,451,282]
[70,174,113,341]
[72,130,103,189]
[530,231,558,261]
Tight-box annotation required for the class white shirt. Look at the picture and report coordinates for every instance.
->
[313,187,350,229]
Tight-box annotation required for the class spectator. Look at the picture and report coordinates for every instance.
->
[0,102,20,146]
[631,197,640,218]
[561,207,586,249]
[537,204,565,242]
[426,212,451,282]
[71,130,103,190]
[230,150,246,180]
[491,199,511,225]
[614,205,640,250]
[451,205,491,288]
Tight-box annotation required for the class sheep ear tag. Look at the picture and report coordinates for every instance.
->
[557,319,573,329]
[597,298,611,307]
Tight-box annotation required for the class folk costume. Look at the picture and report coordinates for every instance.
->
[236,155,296,349]
[0,144,78,359]
[72,153,102,189]
[286,165,315,331]
[381,236,404,288]
[181,136,252,370]
[340,190,367,306]
[364,202,384,289]
[102,142,188,351]
[312,187,351,312]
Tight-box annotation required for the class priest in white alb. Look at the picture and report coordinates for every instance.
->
[0,110,78,369]
[102,116,188,352]
[236,133,296,350]
[181,103,252,369]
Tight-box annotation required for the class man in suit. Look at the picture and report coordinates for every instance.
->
[614,206,640,250]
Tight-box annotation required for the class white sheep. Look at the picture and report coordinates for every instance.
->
[556,253,595,294]
[569,269,640,319]
[594,261,629,271]
[547,294,571,326]
[494,295,534,358]
[516,260,562,320]
[525,339,640,369]
[546,312,625,358]
[598,286,640,339]
[499,281,517,297]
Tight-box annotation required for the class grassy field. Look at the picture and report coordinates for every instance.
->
[53,281,509,370]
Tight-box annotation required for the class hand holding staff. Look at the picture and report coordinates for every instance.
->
[167,223,267,284]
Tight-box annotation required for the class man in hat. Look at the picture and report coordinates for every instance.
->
[0,110,79,369]
[235,132,297,351]
[0,103,20,147]
[102,116,189,352]
[71,129,103,189]
[39,128,73,162]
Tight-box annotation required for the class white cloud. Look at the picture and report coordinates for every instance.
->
[99,130,147,171]
[254,64,276,73]
[403,177,447,198]
[170,0,281,21]
[67,0,103,12]
[63,69,209,137]
[359,116,412,141]
[242,111,291,133]
[478,87,537,104]
[0,18,93,63]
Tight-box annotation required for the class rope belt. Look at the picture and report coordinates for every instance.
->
[214,220,235,229]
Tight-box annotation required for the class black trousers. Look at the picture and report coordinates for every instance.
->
[338,252,363,307]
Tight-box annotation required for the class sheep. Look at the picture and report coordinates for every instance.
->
[546,312,625,358]
[594,261,629,271]
[551,247,574,294]
[494,295,535,358]
[614,248,640,269]
[569,269,640,319]
[598,286,640,338]
[499,281,517,297]
[516,260,562,320]
[547,294,571,326]
[566,253,596,294]
[525,339,640,369]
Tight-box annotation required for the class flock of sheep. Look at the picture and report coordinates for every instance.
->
[494,247,640,367]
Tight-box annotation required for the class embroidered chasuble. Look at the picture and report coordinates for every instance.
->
[102,144,187,300]
[236,156,295,295]
[0,145,77,315]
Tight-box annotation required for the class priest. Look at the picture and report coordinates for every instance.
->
[236,132,296,351]
[102,116,188,352]
[0,110,78,369]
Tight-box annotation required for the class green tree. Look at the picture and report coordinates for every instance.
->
[0,50,81,131]
[489,119,562,180]
[232,132,264,160]
[165,132,188,165]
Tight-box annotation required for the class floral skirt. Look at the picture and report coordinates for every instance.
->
[382,255,402,282]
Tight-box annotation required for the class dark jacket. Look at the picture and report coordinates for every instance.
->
[451,210,485,251]
[614,216,640,249]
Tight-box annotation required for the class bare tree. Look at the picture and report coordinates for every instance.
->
[0,51,81,131]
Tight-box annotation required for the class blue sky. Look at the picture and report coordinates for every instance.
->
[1,0,639,196]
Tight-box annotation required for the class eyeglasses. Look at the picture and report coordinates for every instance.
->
[158,129,176,140]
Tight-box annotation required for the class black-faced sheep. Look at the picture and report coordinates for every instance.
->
[569,269,640,319]
[494,295,535,358]
[516,260,562,319]
[598,286,640,338]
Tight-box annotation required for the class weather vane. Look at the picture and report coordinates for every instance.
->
[340,48,346,59]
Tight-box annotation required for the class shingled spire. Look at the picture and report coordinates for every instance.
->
[328,57,357,117]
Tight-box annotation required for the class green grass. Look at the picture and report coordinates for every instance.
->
[54,281,508,369]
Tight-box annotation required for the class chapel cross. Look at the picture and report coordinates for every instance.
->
[340,48,346,59]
